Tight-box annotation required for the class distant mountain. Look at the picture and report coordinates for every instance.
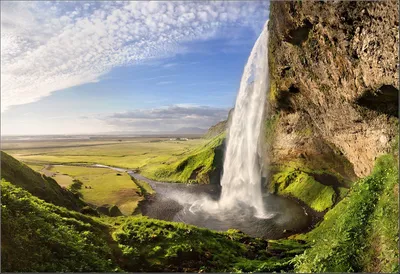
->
[173,127,207,134]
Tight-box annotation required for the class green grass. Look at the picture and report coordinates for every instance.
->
[270,167,336,212]
[5,138,204,171]
[50,165,143,215]
[141,133,225,183]
[131,177,155,195]
[104,216,307,272]
[53,174,75,187]
[293,154,399,272]
[1,174,307,272]
[1,151,84,211]
[3,137,221,184]
[1,180,118,272]
[26,163,44,172]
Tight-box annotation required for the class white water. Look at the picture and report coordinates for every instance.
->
[218,22,270,217]
[189,22,272,218]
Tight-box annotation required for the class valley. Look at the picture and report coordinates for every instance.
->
[1,0,398,273]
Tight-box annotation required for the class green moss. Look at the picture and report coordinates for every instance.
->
[108,216,307,272]
[293,154,399,272]
[270,167,336,212]
[338,187,349,200]
[269,80,278,103]
[296,126,313,137]
[362,156,399,272]
[265,113,279,143]
[131,177,155,195]
[1,180,117,272]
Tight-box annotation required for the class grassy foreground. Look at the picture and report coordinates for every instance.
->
[293,154,399,272]
[1,180,117,272]
[1,179,307,272]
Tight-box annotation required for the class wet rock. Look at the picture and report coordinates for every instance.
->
[267,0,398,177]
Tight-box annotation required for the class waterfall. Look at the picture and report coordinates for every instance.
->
[218,22,269,217]
[188,22,272,219]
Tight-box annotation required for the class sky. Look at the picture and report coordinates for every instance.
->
[1,1,269,135]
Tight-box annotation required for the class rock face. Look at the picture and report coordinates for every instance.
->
[203,108,233,139]
[266,0,398,178]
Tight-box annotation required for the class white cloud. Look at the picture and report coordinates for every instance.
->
[1,1,269,112]
[102,105,229,132]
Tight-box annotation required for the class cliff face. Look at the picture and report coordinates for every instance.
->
[267,0,398,178]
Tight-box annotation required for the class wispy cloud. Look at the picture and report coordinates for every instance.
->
[1,1,268,112]
[157,81,174,85]
[101,105,229,131]
[162,62,179,68]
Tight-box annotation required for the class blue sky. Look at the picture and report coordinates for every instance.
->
[1,1,269,135]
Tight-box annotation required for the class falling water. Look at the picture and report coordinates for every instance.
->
[218,22,270,217]
[188,22,271,218]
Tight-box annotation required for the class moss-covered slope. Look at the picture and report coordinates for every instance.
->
[106,216,307,272]
[1,180,118,272]
[1,177,308,272]
[293,154,399,273]
[1,151,84,210]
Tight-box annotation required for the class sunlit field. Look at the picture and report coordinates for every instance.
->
[3,136,206,214]
[3,137,205,171]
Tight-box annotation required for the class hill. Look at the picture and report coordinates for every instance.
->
[1,177,308,272]
[0,151,84,211]
[174,127,207,134]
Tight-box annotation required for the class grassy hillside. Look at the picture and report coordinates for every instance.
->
[1,151,84,211]
[1,180,118,272]
[141,133,225,184]
[104,216,307,272]
[203,120,227,139]
[1,177,308,272]
[293,154,399,272]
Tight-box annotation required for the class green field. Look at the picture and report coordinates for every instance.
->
[3,137,204,172]
[46,165,143,215]
[2,137,207,214]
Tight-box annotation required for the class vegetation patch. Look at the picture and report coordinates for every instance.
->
[270,165,337,212]
[141,133,225,184]
[1,180,118,272]
[265,113,280,144]
[106,216,307,272]
[5,138,205,171]
[269,163,338,212]
[50,165,143,215]
[293,154,398,272]
[0,151,84,211]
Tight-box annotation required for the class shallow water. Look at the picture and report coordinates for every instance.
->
[133,172,311,239]
[85,165,312,239]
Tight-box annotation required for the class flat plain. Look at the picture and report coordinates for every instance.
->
[2,136,204,214]
[3,136,204,170]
